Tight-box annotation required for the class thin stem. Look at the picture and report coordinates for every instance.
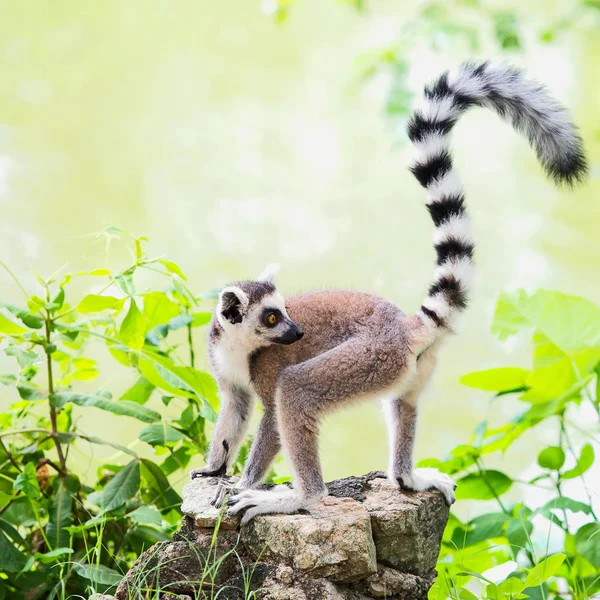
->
[0,437,23,473]
[187,322,195,368]
[475,458,508,514]
[0,260,29,299]
[557,423,570,531]
[0,428,52,439]
[561,417,598,521]
[44,286,68,477]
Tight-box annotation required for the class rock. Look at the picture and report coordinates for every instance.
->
[115,472,449,600]
[115,530,240,600]
[362,475,449,576]
[241,495,377,583]
[181,475,241,530]
[357,564,436,599]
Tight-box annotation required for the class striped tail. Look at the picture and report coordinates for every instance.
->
[409,61,588,339]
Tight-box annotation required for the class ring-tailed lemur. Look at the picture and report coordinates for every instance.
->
[191,62,588,524]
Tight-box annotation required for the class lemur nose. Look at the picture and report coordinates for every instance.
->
[296,329,304,340]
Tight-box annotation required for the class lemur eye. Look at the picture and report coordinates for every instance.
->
[266,313,278,326]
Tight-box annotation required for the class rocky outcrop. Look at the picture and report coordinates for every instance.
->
[115,471,449,600]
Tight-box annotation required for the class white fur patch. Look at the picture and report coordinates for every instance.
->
[421,294,452,321]
[227,486,322,525]
[434,257,474,289]
[426,170,463,201]
[395,467,456,505]
[413,134,448,164]
[256,263,280,285]
[415,95,457,122]
[432,214,473,245]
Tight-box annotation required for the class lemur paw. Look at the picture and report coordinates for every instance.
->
[226,487,315,526]
[190,464,227,479]
[210,477,240,508]
[396,468,457,505]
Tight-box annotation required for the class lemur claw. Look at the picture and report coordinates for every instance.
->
[209,476,240,508]
[224,487,311,525]
[190,464,227,479]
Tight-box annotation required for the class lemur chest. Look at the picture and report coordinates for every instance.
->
[210,338,254,389]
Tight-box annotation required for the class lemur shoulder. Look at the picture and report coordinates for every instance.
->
[191,62,588,524]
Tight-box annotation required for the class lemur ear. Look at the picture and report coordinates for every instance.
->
[256,263,280,285]
[218,286,249,325]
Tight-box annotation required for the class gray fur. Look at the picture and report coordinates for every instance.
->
[192,62,588,521]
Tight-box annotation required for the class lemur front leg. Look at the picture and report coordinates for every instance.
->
[211,408,281,508]
[227,340,370,524]
[190,383,253,479]
[227,385,326,525]
[383,347,456,505]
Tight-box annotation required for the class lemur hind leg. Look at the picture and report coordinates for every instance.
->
[228,335,410,523]
[382,345,456,505]
[190,384,253,479]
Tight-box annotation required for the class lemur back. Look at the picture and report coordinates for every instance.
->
[193,62,588,523]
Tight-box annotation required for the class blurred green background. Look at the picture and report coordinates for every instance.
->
[0,0,598,496]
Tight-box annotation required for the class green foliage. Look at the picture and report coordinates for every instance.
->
[429,289,600,600]
[0,229,244,599]
[351,1,599,119]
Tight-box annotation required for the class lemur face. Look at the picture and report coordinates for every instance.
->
[216,280,303,350]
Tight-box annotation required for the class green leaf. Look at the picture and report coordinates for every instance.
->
[505,517,533,549]
[17,384,46,401]
[0,302,43,329]
[141,292,180,332]
[35,547,73,564]
[51,287,65,311]
[73,563,123,586]
[492,290,600,401]
[497,576,525,596]
[0,529,27,572]
[127,505,162,527]
[159,259,187,280]
[451,512,508,548]
[524,554,566,588]
[455,470,513,500]
[56,431,137,458]
[76,294,126,313]
[99,460,140,512]
[115,271,136,296]
[0,374,17,386]
[139,423,186,446]
[161,446,192,475]
[13,462,41,500]
[576,523,600,568]
[5,346,38,368]
[119,299,145,350]
[191,311,212,327]
[460,367,530,392]
[167,314,193,330]
[538,497,592,517]
[46,478,75,550]
[537,446,565,470]
[493,11,521,50]
[140,458,182,514]
[50,392,161,423]
[0,313,27,335]
[562,443,594,479]
[120,376,155,404]
[139,349,218,415]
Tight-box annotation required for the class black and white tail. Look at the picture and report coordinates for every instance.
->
[410,61,588,338]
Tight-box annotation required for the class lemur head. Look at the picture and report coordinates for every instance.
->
[215,264,303,350]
